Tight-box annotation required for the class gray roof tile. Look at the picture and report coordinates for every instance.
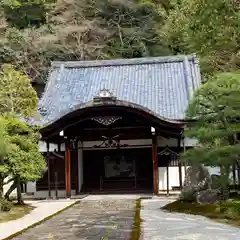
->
[36,55,201,126]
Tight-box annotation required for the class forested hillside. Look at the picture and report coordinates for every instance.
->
[0,0,239,85]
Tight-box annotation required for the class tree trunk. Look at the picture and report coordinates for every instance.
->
[236,161,240,186]
[220,165,230,200]
[16,179,24,205]
[4,180,17,200]
[232,163,237,190]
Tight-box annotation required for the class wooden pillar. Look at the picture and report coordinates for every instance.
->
[166,163,169,196]
[75,147,79,195]
[65,139,71,198]
[54,143,61,199]
[46,142,51,198]
[178,137,183,190]
[152,134,159,195]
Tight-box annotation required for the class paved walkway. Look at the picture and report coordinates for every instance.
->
[140,199,240,240]
[0,200,77,240]
[11,197,136,240]
[2,196,240,240]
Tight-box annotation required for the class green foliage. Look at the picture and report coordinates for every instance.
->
[182,72,240,185]
[0,0,170,83]
[0,65,45,199]
[0,198,13,211]
[0,64,38,117]
[162,0,240,75]
[1,0,54,29]
[94,0,169,58]
[217,200,240,216]
[0,0,238,83]
[0,115,46,182]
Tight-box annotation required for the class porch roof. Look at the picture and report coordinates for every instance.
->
[35,55,201,127]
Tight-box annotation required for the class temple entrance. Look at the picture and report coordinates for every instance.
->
[82,148,153,193]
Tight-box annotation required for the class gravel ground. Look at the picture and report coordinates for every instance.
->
[140,199,240,240]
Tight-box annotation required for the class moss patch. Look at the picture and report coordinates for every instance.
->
[162,200,240,227]
[0,204,33,223]
[130,198,141,240]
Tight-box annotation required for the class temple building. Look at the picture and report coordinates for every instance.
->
[25,55,202,198]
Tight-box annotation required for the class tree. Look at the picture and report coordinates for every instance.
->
[0,0,171,83]
[161,0,240,76]
[0,0,53,29]
[0,118,9,197]
[0,64,38,116]
[0,116,46,203]
[182,72,240,199]
[0,64,45,203]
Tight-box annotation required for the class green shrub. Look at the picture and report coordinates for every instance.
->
[0,198,13,212]
[220,200,240,214]
[214,200,240,219]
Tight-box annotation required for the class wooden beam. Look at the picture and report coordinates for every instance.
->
[65,140,71,198]
[152,135,159,195]
[82,126,149,131]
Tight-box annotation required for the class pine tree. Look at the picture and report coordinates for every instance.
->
[0,64,45,203]
[182,72,240,198]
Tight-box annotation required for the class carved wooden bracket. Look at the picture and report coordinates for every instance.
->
[91,116,122,126]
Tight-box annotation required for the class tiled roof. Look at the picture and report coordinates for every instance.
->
[36,55,201,126]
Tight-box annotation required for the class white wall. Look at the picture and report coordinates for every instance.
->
[157,136,198,147]
[34,190,76,199]
[158,166,186,191]
[38,141,65,152]
[26,182,36,193]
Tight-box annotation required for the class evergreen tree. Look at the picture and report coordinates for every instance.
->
[0,64,45,203]
[183,72,240,198]
[162,0,240,76]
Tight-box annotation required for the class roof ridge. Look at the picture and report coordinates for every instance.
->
[51,55,196,68]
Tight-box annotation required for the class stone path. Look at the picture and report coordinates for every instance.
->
[0,199,77,240]
[3,196,240,240]
[140,198,240,240]
[11,198,136,240]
